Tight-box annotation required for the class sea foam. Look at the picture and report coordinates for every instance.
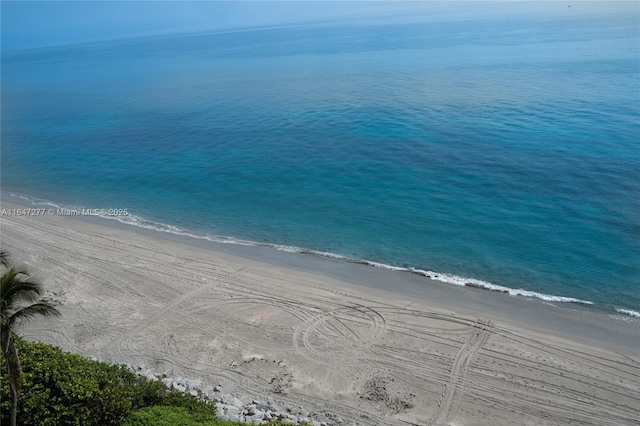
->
[615,308,640,318]
[7,192,621,315]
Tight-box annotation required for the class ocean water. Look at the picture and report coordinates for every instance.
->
[2,5,639,316]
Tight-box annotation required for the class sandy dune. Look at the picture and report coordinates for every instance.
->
[1,208,639,425]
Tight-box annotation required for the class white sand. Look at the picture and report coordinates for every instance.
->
[1,205,639,425]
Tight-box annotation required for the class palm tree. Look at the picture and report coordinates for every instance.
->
[1,251,60,426]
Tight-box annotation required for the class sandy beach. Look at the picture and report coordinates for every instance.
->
[1,202,639,426]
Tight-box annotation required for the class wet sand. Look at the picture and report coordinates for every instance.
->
[1,202,638,425]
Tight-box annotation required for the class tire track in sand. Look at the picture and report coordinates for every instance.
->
[292,304,387,364]
[431,320,490,426]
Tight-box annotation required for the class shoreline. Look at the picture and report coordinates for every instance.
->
[3,191,638,324]
[1,199,639,425]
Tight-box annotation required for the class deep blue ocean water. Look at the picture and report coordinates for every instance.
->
[2,5,639,315]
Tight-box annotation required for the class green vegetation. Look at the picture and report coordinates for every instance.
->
[123,406,221,426]
[1,338,164,425]
[0,338,302,425]
[123,405,258,426]
[1,250,61,426]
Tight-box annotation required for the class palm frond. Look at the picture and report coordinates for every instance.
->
[0,251,9,268]
[1,268,43,314]
[1,267,34,294]
[8,302,60,328]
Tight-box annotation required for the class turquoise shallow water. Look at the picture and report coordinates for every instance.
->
[2,8,639,315]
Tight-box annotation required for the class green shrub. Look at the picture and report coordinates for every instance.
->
[157,391,217,420]
[123,406,220,426]
[1,338,304,426]
[0,338,165,425]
